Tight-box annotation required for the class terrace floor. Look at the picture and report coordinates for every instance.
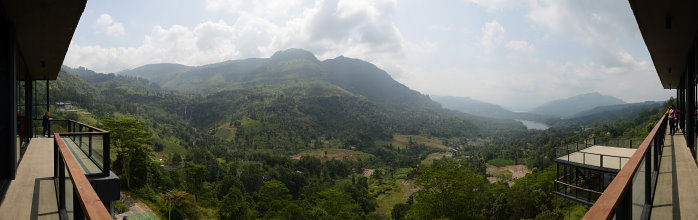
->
[650,131,698,219]
[557,145,636,170]
[0,138,59,220]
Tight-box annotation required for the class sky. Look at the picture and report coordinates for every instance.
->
[63,0,673,111]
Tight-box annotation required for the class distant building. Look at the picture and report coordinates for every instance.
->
[55,102,72,111]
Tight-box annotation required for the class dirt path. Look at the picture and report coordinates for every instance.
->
[486,164,531,178]
[485,164,531,186]
[401,180,419,200]
[362,169,374,177]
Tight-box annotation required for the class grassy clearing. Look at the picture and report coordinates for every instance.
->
[421,152,451,165]
[374,179,417,217]
[377,134,450,150]
[465,137,491,148]
[290,148,375,161]
[487,158,516,167]
[490,170,513,180]
[393,168,411,179]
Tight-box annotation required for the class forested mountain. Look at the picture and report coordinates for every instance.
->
[430,95,555,125]
[529,92,626,118]
[118,63,193,86]
[117,49,439,111]
[571,101,664,118]
[431,95,514,118]
[549,101,665,128]
[322,56,438,111]
[62,49,525,154]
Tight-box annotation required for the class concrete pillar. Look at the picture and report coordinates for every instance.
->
[0,16,17,180]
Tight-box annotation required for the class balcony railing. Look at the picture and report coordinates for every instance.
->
[554,136,643,205]
[50,119,110,177]
[52,119,113,219]
[583,113,667,219]
[555,137,642,171]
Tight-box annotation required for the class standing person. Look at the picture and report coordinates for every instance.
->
[674,106,681,134]
[42,111,51,137]
[668,106,676,135]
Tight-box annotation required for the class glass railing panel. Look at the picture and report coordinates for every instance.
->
[91,134,104,168]
[50,120,109,176]
[631,157,646,218]
[61,136,103,175]
[65,165,74,220]
[54,134,113,219]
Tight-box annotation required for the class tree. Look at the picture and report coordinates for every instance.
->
[184,162,207,202]
[392,203,411,220]
[219,187,249,220]
[240,163,264,193]
[313,189,361,219]
[169,190,202,220]
[409,160,486,219]
[102,118,153,189]
[255,180,291,215]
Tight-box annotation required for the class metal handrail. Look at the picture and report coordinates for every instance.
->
[583,113,667,219]
[54,133,112,220]
[50,119,111,177]
[50,119,108,133]
[554,180,604,195]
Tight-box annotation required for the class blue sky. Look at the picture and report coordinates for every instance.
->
[64,0,672,111]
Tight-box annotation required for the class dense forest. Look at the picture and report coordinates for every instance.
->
[51,50,666,219]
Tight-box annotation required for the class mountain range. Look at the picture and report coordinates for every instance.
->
[432,92,663,130]
[528,92,626,118]
[118,49,439,111]
[62,49,530,151]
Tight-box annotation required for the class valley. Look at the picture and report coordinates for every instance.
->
[51,49,667,219]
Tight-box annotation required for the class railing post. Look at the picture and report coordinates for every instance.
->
[645,142,652,206]
[58,154,65,211]
[617,191,632,219]
[53,138,58,179]
[654,137,659,172]
[74,192,84,220]
[104,133,110,175]
[88,135,92,157]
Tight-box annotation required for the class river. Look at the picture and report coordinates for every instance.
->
[515,119,550,130]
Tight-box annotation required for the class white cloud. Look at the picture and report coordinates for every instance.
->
[67,0,408,73]
[506,40,535,53]
[465,0,525,12]
[94,14,125,37]
[204,0,244,15]
[68,0,671,110]
[481,20,505,55]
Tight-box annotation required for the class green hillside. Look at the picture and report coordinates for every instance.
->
[529,92,626,118]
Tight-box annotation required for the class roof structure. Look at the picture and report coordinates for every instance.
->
[630,0,698,89]
[1,0,86,80]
